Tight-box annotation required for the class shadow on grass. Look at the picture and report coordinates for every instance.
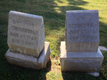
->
[61,67,107,80]
[0,58,51,80]
[99,21,107,48]
[61,71,105,80]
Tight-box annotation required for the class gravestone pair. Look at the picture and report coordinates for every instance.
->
[5,10,103,76]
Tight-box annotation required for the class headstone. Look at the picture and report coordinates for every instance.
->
[60,10,103,76]
[65,10,99,52]
[5,11,50,69]
[8,11,45,57]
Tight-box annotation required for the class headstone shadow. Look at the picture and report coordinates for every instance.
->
[5,58,51,80]
[61,71,98,80]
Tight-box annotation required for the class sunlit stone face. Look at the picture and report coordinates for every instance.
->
[8,11,45,57]
[65,10,99,52]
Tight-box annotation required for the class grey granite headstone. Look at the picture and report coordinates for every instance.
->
[60,10,104,76]
[65,10,99,52]
[5,11,50,69]
[8,11,45,57]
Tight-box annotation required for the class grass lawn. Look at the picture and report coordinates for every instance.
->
[0,0,107,80]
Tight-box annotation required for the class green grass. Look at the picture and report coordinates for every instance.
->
[0,0,107,80]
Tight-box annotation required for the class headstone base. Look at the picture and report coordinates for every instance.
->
[5,42,50,69]
[60,41,103,73]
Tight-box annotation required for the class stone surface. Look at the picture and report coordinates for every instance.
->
[5,42,50,69]
[60,41,104,72]
[8,11,45,57]
[65,10,99,52]
[99,46,107,51]
[87,72,99,77]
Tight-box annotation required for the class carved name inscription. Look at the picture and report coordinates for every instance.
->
[12,18,34,27]
[8,24,38,47]
[7,11,43,48]
[66,10,99,42]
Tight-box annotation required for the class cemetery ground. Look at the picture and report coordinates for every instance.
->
[0,0,107,80]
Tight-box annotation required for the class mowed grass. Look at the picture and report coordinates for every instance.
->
[0,0,107,80]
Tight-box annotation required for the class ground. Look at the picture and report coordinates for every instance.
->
[0,0,107,80]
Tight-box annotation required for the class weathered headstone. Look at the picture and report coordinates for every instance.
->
[60,10,103,76]
[65,10,99,52]
[8,11,45,57]
[5,11,50,69]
